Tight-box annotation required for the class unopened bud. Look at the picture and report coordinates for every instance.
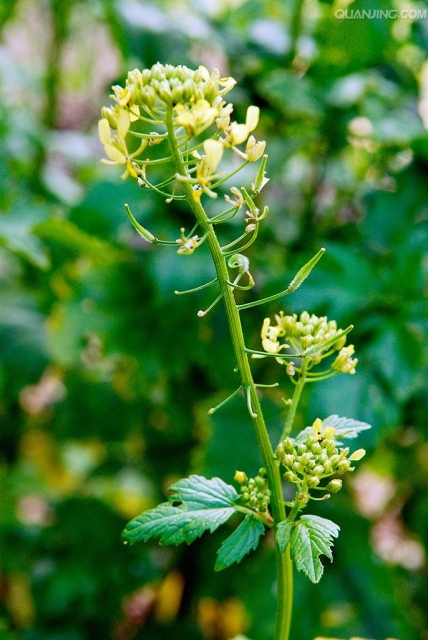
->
[234,470,247,485]
[306,476,320,488]
[284,470,299,483]
[283,454,295,467]
[326,479,342,492]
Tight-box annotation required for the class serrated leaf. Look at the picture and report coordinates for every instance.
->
[322,415,372,438]
[122,502,235,546]
[276,520,294,553]
[291,515,340,583]
[296,415,371,443]
[168,475,238,509]
[215,515,265,571]
[122,475,239,547]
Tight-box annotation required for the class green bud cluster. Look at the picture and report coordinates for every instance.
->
[111,63,233,110]
[234,468,271,512]
[277,311,347,355]
[276,429,359,492]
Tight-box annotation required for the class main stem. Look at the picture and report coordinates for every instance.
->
[282,357,309,440]
[166,112,293,640]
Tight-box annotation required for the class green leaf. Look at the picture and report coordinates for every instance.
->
[215,515,265,571]
[276,520,294,553]
[296,415,371,443]
[322,415,371,439]
[122,475,238,546]
[123,502,235,545]
[291,515,340,583]
[168,475,238,508]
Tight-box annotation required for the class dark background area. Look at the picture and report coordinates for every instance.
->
[0,0,428,638]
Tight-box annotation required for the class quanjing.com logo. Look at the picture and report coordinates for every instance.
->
[335,8,428,19]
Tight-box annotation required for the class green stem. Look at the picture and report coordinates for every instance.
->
[281,358,309,441]
[165,109,293,640]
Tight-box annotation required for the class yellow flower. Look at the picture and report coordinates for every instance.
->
[174,99,219,136]
[224,106,260,146]
[98,117,146,179]
[245,135,266,162]
[332,345,358,375]
[312,418,337,442]
[261,318,282,354]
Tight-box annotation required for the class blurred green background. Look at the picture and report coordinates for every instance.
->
[1,0,428,638]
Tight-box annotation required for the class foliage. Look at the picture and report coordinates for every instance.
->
[0,1,427,639]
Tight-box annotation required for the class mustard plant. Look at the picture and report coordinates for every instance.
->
[99,63,370,640]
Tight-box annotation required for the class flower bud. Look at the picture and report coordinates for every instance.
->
[283,454,295,467]
[299,452,312,467]
[330,454,341,468]
[283,437,296,455]
[284,470,299,483]
[326,479,342,492]
[306,476,320,488]
[255,476,266,488]
[337,460,351,474]
[101,107,117,129]
[234,470,247,485]
[313,465,325,477]
[297,443,307,455]
[292,461,303,474]
[311,442,322,455]
[276,443,285,460]
[323,459,333,474]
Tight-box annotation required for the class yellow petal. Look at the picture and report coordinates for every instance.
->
[117,109,130,139]
[203,139,223,172]
[312,418,323,439]
[246,106,260,132]
[129,105,140,122]
[98,118,111,145]
[198,65,210,81]
[261,318,270,340]
[104,143,126,163]
[323,426,336,440]
[348,448,366,461]
[229,123,249,145]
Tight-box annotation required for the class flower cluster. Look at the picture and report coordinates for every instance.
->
[276,419,365,495]
[98,63,266,194]
[234,468,271,513]
[260,311,358,375]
